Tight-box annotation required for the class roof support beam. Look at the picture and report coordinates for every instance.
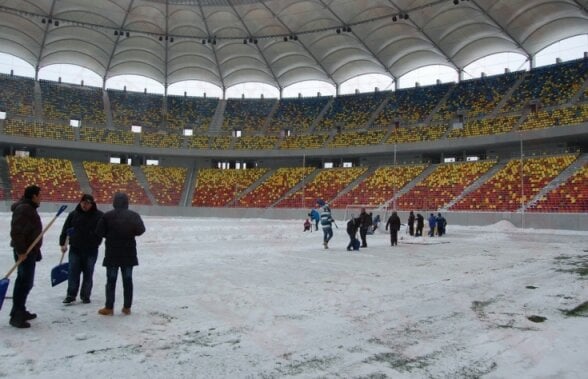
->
[35,0,57,81]
[198,1,226,98]
[259,0,338,89]
[103,0,135,89]
[320,0,398,85]
[228,0,282,94]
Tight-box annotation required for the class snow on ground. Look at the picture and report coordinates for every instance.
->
[0,212,587,378]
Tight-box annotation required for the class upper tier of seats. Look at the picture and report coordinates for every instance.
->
[0,58,585,153]
[40,80,106,125]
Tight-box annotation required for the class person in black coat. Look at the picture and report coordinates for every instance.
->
[407,211,415,236]
[96,192,145,316]
[385,211,402,246]
[9,185,42,328]
[346,217,360,251]
[415,213,424,237]
[59,194,103,304]
[358,208,372,248]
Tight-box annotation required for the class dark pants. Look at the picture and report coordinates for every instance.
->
[416,226,423,236]
[322,227,333,243]
[360,227,369,247]
[390,230,399,246]
[67,247,98,300]
[315,220,319,231]
[347,233,358,250]
[10,250,36,317]
[105,266,133,309]
[408,223,414,236]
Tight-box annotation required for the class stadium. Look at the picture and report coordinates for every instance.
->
[0,0,587,229]
[1,1,588,377]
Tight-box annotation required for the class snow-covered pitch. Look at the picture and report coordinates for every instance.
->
[1,213,587,378]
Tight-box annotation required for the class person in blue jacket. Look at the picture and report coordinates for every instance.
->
[428,213,437,237]
[309,208,320,231]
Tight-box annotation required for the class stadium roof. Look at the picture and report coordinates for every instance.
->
[0,0,587,91]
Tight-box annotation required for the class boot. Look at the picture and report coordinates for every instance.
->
[9,311,31,328]
[121,307,131,315]
[98,307,113,316]
[62,296,75,304]
[24,310,37,320]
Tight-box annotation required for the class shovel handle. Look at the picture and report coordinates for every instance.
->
[3,205,67,279]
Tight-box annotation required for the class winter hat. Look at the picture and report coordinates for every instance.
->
[80,193,94,203]
[316,199,325,206]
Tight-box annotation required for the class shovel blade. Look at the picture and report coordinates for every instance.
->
[51,263,69,287]
[0,278,9,311]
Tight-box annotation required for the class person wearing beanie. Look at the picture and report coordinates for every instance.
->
[9,185,42,328]
[59,193,104,304]
[96,192,145,316]
[317,199,334,249]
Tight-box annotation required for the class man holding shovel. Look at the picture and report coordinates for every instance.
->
[59,194,103,304]
[9,185,42,328]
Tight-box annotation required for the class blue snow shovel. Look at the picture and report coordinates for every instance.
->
[0,205,67,311]
[51,227,73,287]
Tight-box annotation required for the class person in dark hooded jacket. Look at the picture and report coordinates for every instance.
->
[9,185,42,328]
[385,211,401,246]
[95,192,145,316]
[59,194,103,304]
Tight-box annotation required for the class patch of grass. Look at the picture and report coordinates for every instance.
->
[471,300,493,319]
[554,255,588,278]
[560,301,588,317]
[365,351,438,372]
[527,315,547,323]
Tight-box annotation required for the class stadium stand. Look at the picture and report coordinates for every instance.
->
[275,167,367,208]
[0,74,35,117]
[6,156,82,202]
[40,80,106,125]
[83,161,151,205]
[450,154,578,211]
[141,165,187,206]
[222,98,276,132]
[238,167,316,207]
[331,164,429,209]
[268,96,330,133]
[395,160,498,211]
[108,89,163,131]
[527,162,588,213]
[192,168,269,207]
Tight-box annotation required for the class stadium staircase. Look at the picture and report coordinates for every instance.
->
[180,165,198,207]
[424,84,455,125]
[71,160,92,195]
[307,97,334,134]
[442,159,508,210]
[570,77,588,103]
[519,153,588,212]
[103,90,113,128]
[269,168,320,208]
[489,73,526,117]
[328,165,378,204]
[33,81,43,119]
[131,166,156,205]
[380,163,438,210]
[365,97,390,128]
[262,101,280,133]
[226,168,276,207]
[0,157,12,200]
[208,100,226,133]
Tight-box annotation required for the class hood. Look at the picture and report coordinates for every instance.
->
[11,197,38,211]
[112,192,129,210]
